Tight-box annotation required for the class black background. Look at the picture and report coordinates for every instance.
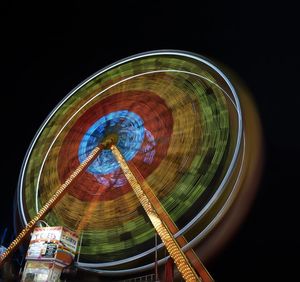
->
[1,1,299,281]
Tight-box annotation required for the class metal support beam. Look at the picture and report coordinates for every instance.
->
[111,145,202,281]
[0,145,104,267]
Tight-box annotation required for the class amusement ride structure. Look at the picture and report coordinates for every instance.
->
[0,50,262,281]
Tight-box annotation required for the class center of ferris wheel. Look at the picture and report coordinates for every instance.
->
[78,110,146,175]
[101,133,119,149]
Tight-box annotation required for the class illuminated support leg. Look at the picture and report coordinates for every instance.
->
[111,144,202,282]
[0,144,104,267]
[129,162,213,282]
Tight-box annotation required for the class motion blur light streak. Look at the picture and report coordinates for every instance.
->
[15,50,262,277]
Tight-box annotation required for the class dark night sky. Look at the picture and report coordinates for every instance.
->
[1,1,299,281]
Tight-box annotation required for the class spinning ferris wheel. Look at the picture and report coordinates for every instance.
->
[0,50,262,281]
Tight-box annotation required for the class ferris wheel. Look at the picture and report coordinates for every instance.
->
[0,50,262,281]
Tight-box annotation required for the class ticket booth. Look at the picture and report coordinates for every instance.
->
[21,226,78,282]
